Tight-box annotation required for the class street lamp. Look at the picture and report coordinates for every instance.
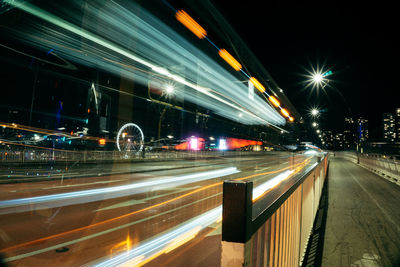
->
[312,122,318,127]
[311,108,319,117]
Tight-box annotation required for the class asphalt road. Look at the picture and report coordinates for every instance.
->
[321,158,400,267]
[0,152,313,266]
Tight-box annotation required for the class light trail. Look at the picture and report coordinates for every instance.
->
[0,157,312,255]
[0,167,239,215]
[94,158,312,266]
[5,0,285,126]
[93,207,222,267]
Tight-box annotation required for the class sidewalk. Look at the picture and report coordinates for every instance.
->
[321,158,400,266]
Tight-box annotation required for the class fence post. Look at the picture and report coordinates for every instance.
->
[221,180,253,267]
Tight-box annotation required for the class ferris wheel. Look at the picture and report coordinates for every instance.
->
[116,123,144,152]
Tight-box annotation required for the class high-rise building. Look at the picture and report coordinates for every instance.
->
[343,117,356,149]
[357,117,369,143]
[396,108,400,142]
[322,130,334,149]
[334,133,344,150]
[382,113,396,142]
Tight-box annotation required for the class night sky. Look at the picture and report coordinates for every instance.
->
[214,1,398,139]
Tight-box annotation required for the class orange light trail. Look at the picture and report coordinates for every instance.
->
[218,49,242,71]
[268,95,280,107]
[249,77,266,93]
[280,108,290,117]
[0,157,311,253]
[175,10,207,39]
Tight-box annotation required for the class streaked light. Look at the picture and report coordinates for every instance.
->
[252,170,294,201]
[218,49,242,71]
[0,167,239,214]
[280,108,290,118]
[289,116,294,122]
[249,77,266,93]
[175,10,207,39]
[94,207,222,267]
[268,95,280,107]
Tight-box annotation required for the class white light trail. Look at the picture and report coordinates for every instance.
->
[6,0,286,126]
[252,170,294,200]
[94,166,305,266]
[0,167,239,215]
[94,206,222,267]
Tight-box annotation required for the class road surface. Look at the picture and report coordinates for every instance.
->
[0,152,314,266]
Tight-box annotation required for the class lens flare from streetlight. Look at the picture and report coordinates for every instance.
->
[311,109,319,116]
[313,73,323,83]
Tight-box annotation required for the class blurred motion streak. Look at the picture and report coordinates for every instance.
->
[5,0,285,126]
[0,158,311,256]
[175,10,207,39]
[268,95,280,107]
[218,49,242,71]
[249,77,266,93]
[280,108,290,118]
[0,167,239,214]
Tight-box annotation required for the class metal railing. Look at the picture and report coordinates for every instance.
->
[0,149,284,164]
[221,154,329,267]
[336,151,400,185]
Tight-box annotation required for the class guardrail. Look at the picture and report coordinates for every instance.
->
[336,151,400,185]
[221,154,328,267]
[0,149,285,164]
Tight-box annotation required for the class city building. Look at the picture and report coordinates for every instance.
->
[343,117,356,149]
[396,108,400,142]
[382,113,396,142]
[357,117,369,143]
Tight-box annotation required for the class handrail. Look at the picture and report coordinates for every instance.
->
[221,154,329,267]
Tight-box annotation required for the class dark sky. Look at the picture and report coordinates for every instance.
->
[214,1,398,139]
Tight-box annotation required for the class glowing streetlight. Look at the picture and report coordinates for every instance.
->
[313,73,323,83]
[311,108,319,117]
[165,84,175,95]
[312,122,318,127]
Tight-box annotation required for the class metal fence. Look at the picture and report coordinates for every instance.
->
[221,154,329,267]
[0,149,284,164]
[336,151,400,185]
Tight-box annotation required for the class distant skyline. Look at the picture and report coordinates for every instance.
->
[216,1,397,138]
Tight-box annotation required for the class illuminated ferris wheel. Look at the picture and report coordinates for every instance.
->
[116,123,144,152]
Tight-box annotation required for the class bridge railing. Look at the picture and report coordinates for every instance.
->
[336,151,400,185]
[0,149,284,164]
[221,154,328,267]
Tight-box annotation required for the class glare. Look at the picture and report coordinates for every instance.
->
[313,73,323,83]
[311,109,319,116]
[165,84,174,94]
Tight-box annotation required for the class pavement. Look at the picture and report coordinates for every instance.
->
[321,157,400,266]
